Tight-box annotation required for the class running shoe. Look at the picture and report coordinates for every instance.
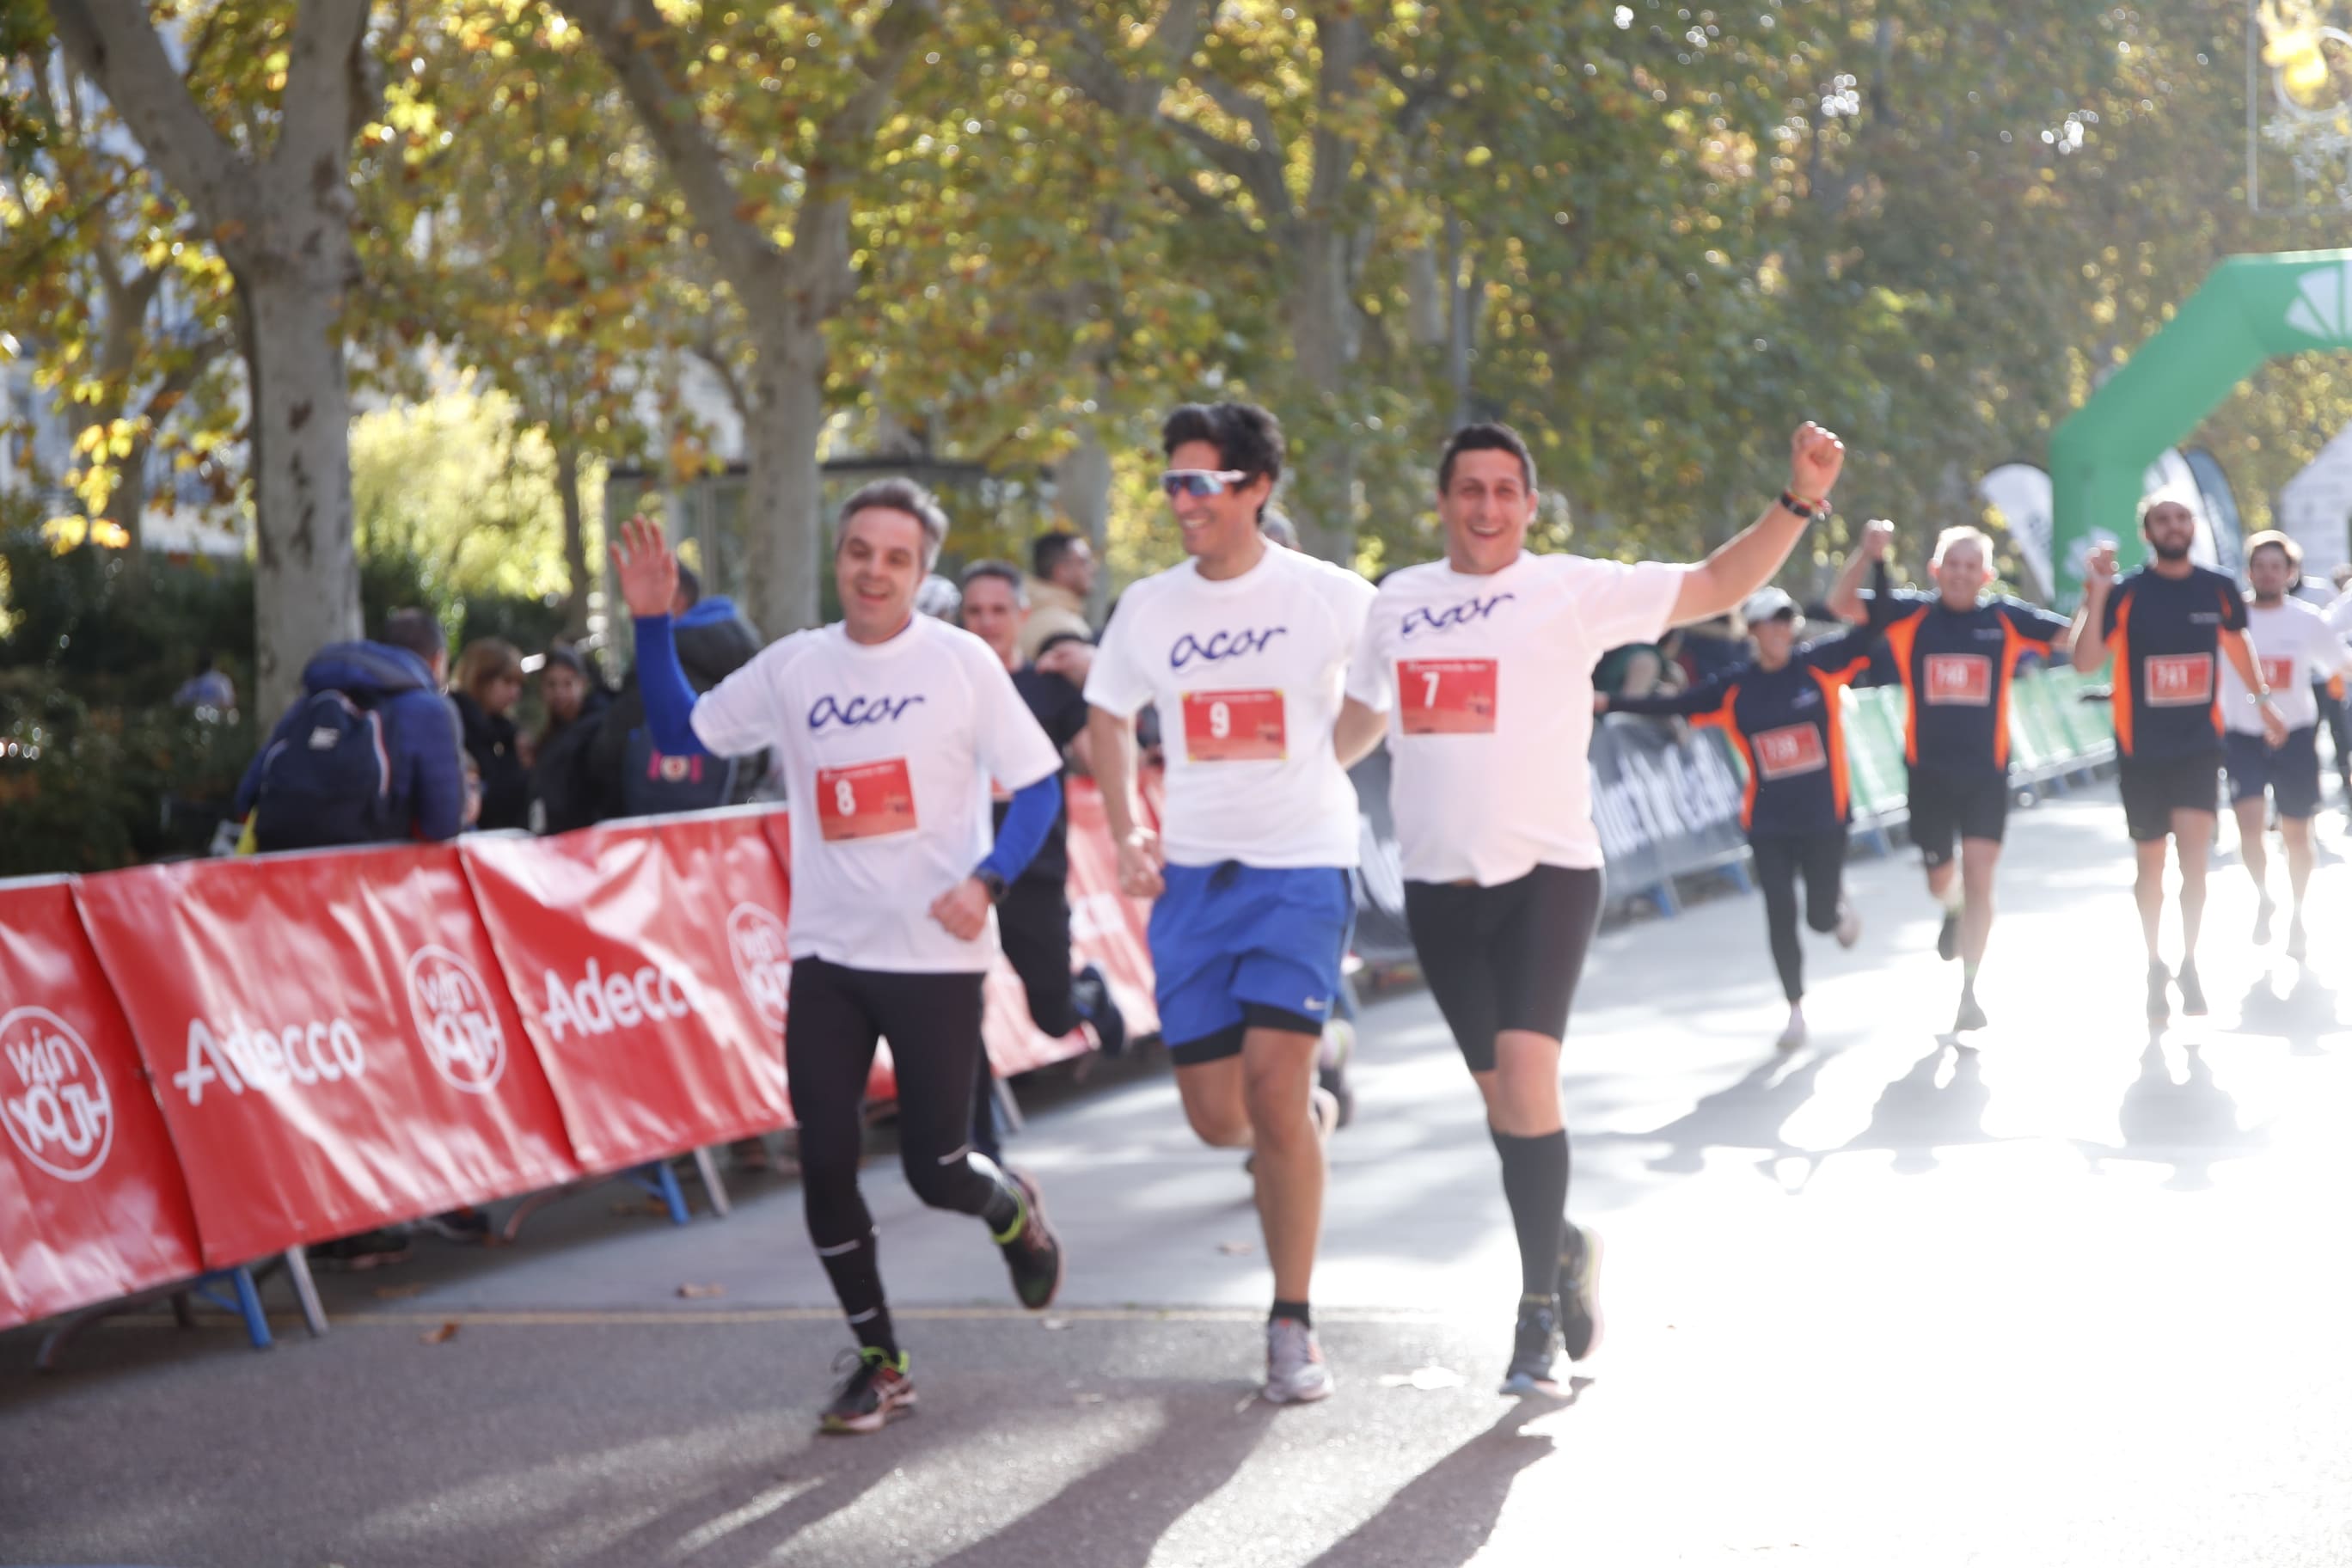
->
[1071,964,1128,1057]
[995,1170,1064,1311]
[1776,1004,1807,1052]
[2147,960,2171,1022]
[1555,1222,1604,1361]
[818,1347,916,1435]
[1499,1299,1565,1398]
[1953,986,1988,1033]
[2288,916,2309,962]
[2254,897,2275,947]
[1936,911,1960,963]
[1317,1018,1358,1130]
[1263,1318,1334,1404]
[1834,901,1862,949]
[2177,960,2208,1017]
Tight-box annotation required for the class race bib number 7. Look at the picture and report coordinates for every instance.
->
[1397,658,1498,735]
[815,758,918,842]
[1183,689,1286,762]
[2144,653,2214,707]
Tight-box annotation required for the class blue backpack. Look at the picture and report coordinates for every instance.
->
[619,725,735,817]
[252,689,401,850]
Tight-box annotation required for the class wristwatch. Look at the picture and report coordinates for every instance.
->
[974,868,1009,903]
[1778,489,1827,521]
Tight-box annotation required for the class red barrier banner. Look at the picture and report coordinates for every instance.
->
[462,814,795,1168]
[0,880,205,1328]
[73,848,581,1268]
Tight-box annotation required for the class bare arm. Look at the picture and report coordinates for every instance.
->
[2068,578,2111,675]
[1668,422,1848,627]
[1825,519,1895,625]
[1334,696,1387,768]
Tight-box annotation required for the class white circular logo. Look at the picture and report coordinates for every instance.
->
[404,946,507,1094]
[726,903,793,1033]
[0,1006,114,1181]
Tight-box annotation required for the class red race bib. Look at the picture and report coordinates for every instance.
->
[1753,723,1828,780]
[2143,653,2213,707]
[1924,653,1993,706]
[1182,689,1286,762]
[1397,658,1499,735]
[2260,655,2297,693]
[815,758,918,842]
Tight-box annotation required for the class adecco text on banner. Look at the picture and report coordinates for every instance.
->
[172,1014,367,1105]
[0,1006,115,1182]
[403,945,508,1094]
[726,903,792,1034]
[538,957,700,1042]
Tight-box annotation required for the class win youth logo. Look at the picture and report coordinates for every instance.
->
[1169,628,1287,670]
[404,946,507,1094]
[1402,593,1515,638]
[0,1008,113,1181]
[727,903,793,1033]
[808,694,926,731]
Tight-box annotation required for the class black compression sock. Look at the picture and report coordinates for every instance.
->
[1491,1126,1571,1299]
[1270,1299,1312,1328]
[966,1151,1025,1236]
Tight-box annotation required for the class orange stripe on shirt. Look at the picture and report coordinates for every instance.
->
[1883,611,1925,766]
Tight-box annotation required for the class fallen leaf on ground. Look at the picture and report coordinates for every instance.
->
[1216,1240,1255,1256]
[1042,1317,1069,1331]
[371,1283,423,1300]
[420,1322,461,1345]
[677,1283,725,1300]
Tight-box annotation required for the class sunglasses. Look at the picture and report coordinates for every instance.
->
[1159,469,1251,498]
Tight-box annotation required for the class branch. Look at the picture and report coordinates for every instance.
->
[267,0,372,198]
[47,0,254,236]
[798,0,940,317]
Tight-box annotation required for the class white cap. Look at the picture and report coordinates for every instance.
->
[1742,586,1800,623]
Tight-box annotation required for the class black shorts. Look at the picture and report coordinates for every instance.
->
[1907,769,2010,868]
[2225,726,2322,820]
[1403,864,1604,1073]
[2117,752,2220,843]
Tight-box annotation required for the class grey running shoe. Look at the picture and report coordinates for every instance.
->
[1499,1299,1564,1397]
[818,1347,916,1436]
[1936,911,1960,962]
[1953,986,1988,1033]
[2177,960,2208,1017]
[1263,1319,1334,1404]
[1555,1223,1605,1362]
[995,1170,1063,1311]
[2287,916,2309,962]
[2254,897,2275,946]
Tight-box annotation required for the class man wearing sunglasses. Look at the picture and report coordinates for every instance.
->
[1332,418,1847,1399]
[1085,401,1375,1406]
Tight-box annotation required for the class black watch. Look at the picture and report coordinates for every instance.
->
[974,868,1008,903]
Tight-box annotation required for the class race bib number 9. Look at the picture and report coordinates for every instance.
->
[1753,723,1829,780]
[1183,689,1286,762]
[815,758,918,842]
[2144,653,2214,708]
[1396,658,1498,735]
[1924,653,1993,707]
[2260,655,2297,693]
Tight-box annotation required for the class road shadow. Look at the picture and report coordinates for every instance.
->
[2077,1032,2268,1191]
[1584,1052,1833,1185]
[1823,1039,1997,1177]
[2233,965,2343,1058]
[1302,1392,1580,1568]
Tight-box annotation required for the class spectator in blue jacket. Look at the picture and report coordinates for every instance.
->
[231,609,468,851]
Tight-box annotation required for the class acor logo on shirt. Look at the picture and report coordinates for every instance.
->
[1169,628,1288,670]
[808,694,927,731]
[1402,593,1516,638]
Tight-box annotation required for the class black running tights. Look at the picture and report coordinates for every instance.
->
[1749,829,1848,1004]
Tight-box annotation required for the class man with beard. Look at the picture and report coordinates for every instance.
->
[2071,499,2287,1020]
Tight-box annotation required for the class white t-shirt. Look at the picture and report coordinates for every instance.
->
[1086,543,1375,868]
[689,616,1061,973]
[1347,551,1691,885]
[2225,596,2351,734]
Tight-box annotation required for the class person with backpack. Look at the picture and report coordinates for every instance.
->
[230,609,467,854]
[593,562,763,818]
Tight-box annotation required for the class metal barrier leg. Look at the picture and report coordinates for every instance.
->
[1722,859,1754,895]
[992,1073,1026,1137]
[284,1246,328,1338]
[1646,882,1681,918]
[690,1146,732,1219]
[229,1267,272,1350]
[637,1161,692,1226]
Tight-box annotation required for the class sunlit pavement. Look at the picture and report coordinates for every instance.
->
[7,787,2351,1566]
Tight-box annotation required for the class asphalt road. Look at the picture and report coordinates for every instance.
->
[7,787,2351,1567]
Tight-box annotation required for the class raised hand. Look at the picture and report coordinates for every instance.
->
[2084,542,2120,587]
[609,514,680,619]
[1860,518,1895,561]
[1789,422,1847,503]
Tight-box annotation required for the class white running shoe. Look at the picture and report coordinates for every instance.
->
[1264,1318,1334,1404]
[1310,1085,1340,1145]
[2254,896,2276,946]
[1834,900,1862,949]
[1776,1004,1807,1052]
[2287,916,2308,962]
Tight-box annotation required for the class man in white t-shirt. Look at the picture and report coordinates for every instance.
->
[611,479,1069,1437]
[1332,419,1847,1398]
[1085,401,1374,1406]
[2226,532,2351,958]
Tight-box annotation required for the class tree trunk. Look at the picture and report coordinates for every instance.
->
[739,321,829,637]
[242,264,362,717]
[555,438,591,640]
[1283,219,1359,563]
[1056,423,1114,620]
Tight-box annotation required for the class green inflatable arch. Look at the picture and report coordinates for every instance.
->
[2050,247,2352,605]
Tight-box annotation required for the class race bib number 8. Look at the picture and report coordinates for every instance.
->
[1754,723,1829,780]
[1183,689,1286,762]
[815,758,918,841]
[1397,658,1498,735]
[2144,653,2214,707]
[2260,655,2297,693]
[1924,653,1993,707]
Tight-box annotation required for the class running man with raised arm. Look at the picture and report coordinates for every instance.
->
[610,481,1069,1436]
[1332,418,1847,1397]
